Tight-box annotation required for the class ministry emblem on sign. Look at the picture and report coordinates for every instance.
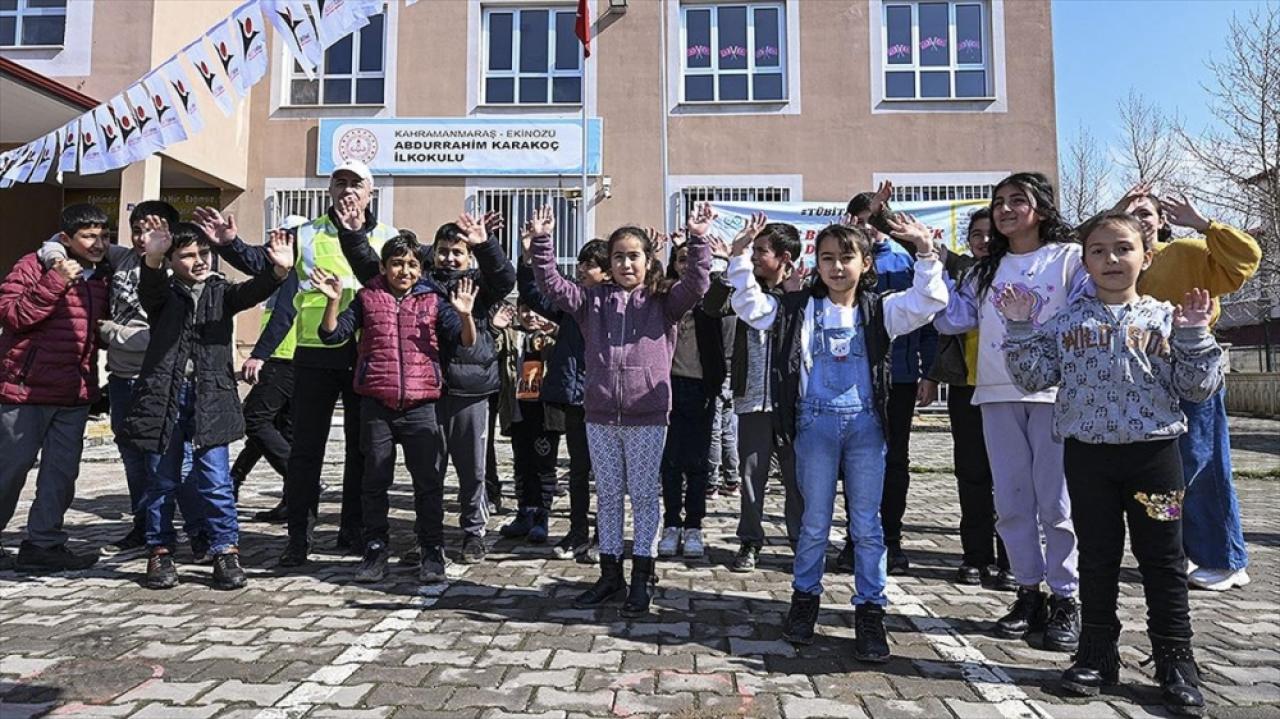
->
[337,128,378,164]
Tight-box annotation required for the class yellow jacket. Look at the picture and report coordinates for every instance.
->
[1137,222,1262,326]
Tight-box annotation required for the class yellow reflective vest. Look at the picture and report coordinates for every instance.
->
[292,214,396,349]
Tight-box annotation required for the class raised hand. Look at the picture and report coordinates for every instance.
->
[310,268,342,300]
[1159,193,1211,233]
[1173,288,1212,328]
[491,302,516,330]
[266,229,295,271]
[706,234,731,260]
[482,211,506,235]
[687,202,718,239]
[670,229,686,248]
[519,220,536,258]
[529,205,555,237]
[452,277,478,316]
[839,212,856,229]
[191,206,237,246]
[996,285,1036,322]
[1112,182,1154,212]
[646,227,670,257]
[457,212,489,246]
[870,179,894,214]
[781,263,810,293]
[336,194,363,231]
[242,357,264,385]
[52,257,83,285]
[730,211,767,255]
[140,214,172,257]
[885,212,935,255]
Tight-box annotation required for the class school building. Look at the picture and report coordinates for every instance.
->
[0,0,1057,344]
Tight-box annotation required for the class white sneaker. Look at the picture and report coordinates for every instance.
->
[657,527,681,557]
[681,529,705,559]
[1188,566,1251,592]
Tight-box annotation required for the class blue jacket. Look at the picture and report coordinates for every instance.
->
[517,261,585,407]
[874,239,938,383]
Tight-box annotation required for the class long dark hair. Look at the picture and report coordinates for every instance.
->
[972,172,1076,299]
[809,224,878,299]
[607,226,672,295]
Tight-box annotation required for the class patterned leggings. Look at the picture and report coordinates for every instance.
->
[586,423,667,558]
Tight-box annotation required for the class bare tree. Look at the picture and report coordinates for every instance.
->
[1117,89,1182,188]
[1059,122,1111,226]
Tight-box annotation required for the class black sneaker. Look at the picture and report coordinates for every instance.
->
[418,545,450,583]
[103,527,147,555]
[459,535,487,565]
[829,542,855,574]
[886,544,910,576]
[782,590,821,645]
[1042,594,1080,653]
[986,566,1019,592]
[995,586,1047,639]
[212,552,247,590]
[253,501,289,523]
[955,565,983,585]
[145,551,178,590]
[553,529,590,560]
[730,543,759,573]
[277,540,310,568]
[354,541,391,583]
[15,541,98,572]
[500,508,536,538]
[528,509,550,544]
[853,603,891,663]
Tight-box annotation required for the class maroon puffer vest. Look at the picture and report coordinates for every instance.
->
[353,276,445,410]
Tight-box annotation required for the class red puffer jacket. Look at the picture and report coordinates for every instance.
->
[0,252,110,405]
[347,276,453,410]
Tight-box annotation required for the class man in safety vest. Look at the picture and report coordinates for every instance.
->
[257,161,400,567]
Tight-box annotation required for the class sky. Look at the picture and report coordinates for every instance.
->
[1052,0,1276,169]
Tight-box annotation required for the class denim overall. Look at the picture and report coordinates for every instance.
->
[792,299,888,605]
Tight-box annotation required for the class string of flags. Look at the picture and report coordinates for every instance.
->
[0,0,419,189]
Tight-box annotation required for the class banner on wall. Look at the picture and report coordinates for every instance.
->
[317,118,605,176]
[706,199,987,267]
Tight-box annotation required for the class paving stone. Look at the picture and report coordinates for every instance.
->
[529,687,615,713]
[862,696,954,718]
[195,679,294,706]
[129,703,225,719]
[779,695,869,719]
[114,680,216,704]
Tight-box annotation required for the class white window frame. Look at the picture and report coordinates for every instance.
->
[0,0,90,77]
[481,5,584,107]
[284,7,387,108]
[879,0,990,101]
[264,176,394,230]
[666,0,801,116]
[872,170,1006,203]
[0,0,66,48]
[678,1,786,105]
[269,1,398,118]
[868,0,1007,114]
[666,173,802,230]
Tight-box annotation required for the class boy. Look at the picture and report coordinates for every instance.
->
[315,233,476,583]
[0,204,111,572]
[123,219,293,590]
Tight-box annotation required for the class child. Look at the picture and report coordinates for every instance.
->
[518,236,611,562]
[657,241,733,560]
[531,204,712,618]
[727,216,946,662]
[1000,210,1222,717]
[0,204,111,572]
[315,233,476,583]
[124,219,293,590]
[935,172,1088,653]
[1118,188,1261,592]
[494,302,562,544]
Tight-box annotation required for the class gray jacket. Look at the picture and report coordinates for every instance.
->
[1003,295,1224,445]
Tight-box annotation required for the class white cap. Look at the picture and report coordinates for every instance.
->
[331,159,373,183]
[277,214,309,231]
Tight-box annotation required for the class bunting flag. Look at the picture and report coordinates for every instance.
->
[6,136,44,184]
[58,118,79,173]
[183,39,237,116]
[232,1,270,87]
[141,72,189,146]
[206,21,249,97]
[95,104,131,170]
[2,143,34,185]
[0,150,16,188]
[264,0,323,78]
[79,109,109,175]
[306,0,369,50]
[126,83,168,155]
[30,131,59,183]
[109,93,158,161]
[156,58,206,132]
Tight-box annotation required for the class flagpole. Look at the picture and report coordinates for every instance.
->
[580,32,589,252]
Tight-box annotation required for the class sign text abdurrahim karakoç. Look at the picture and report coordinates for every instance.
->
[391,128,562,162]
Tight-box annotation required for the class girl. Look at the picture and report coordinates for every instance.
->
[935,172,1088,653]
[1000,210,1222,717]
[726,215,946,662]
[530,204,712,618]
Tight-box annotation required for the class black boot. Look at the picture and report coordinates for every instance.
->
[995,586,1047,639]
[1043,594,1081,652]
[1060,623,1121,696]
[620,555,658,618]
[1148,637,1206,717]
[853,603,891,663]
[574,553,627,608]
[782,590,821,645]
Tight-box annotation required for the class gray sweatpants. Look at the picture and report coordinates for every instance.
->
[735,411,802,547]
[0,404,90,548]
[436,393,492,538]
[981,401,1079,596]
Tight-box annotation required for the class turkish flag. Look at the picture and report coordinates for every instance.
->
[575,0,590,58]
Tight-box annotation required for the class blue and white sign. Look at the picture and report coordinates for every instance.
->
[317,118,603,177]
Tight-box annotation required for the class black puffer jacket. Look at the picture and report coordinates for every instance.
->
[123,263,281,452]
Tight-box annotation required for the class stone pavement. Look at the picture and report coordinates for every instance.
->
[1,412,1277,719]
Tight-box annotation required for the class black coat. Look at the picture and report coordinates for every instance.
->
[123,263,281,453]
[517,261,585,406]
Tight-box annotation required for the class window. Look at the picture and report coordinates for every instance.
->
[287,7,387,106]
[482,7,582,105]
[678,185,791,225]
[890,182,992,202]
[680,3,786,103]
[0,0,67,47]
[268,188,383,228]
[476,187,581,271]
[882,1,990,100]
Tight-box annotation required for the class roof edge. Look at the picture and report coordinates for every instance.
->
[0,56,97,110]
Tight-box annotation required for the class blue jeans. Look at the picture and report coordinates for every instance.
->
[793,406,888,605]
[109,375,198,537]
[1179,386,1248,571]
[141,382,237,553]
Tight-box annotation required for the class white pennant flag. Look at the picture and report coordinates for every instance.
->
[79,110,110,175]
[0,150,16,188]
[156,57,206,132]
[94,104,131,170]
[30,132,59,183]
[7,137,44,184]
[126,83,168,154]
[264,0,323,79]
[141,72,189,146]
[232,0,270,88]
[305,0,368,50]
[183,40,237,116]
[58,118,79,173]
[109,93,155,162]
[2,143,34,184]
[206,20,250,96]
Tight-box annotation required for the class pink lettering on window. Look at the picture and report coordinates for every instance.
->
[719,45,747,60]
[755,45,779,61]
[920,36,948,52]
[687,44,711,60]
[887,43,911,59]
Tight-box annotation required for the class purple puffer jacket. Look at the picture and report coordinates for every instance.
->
[530,234,710,426]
